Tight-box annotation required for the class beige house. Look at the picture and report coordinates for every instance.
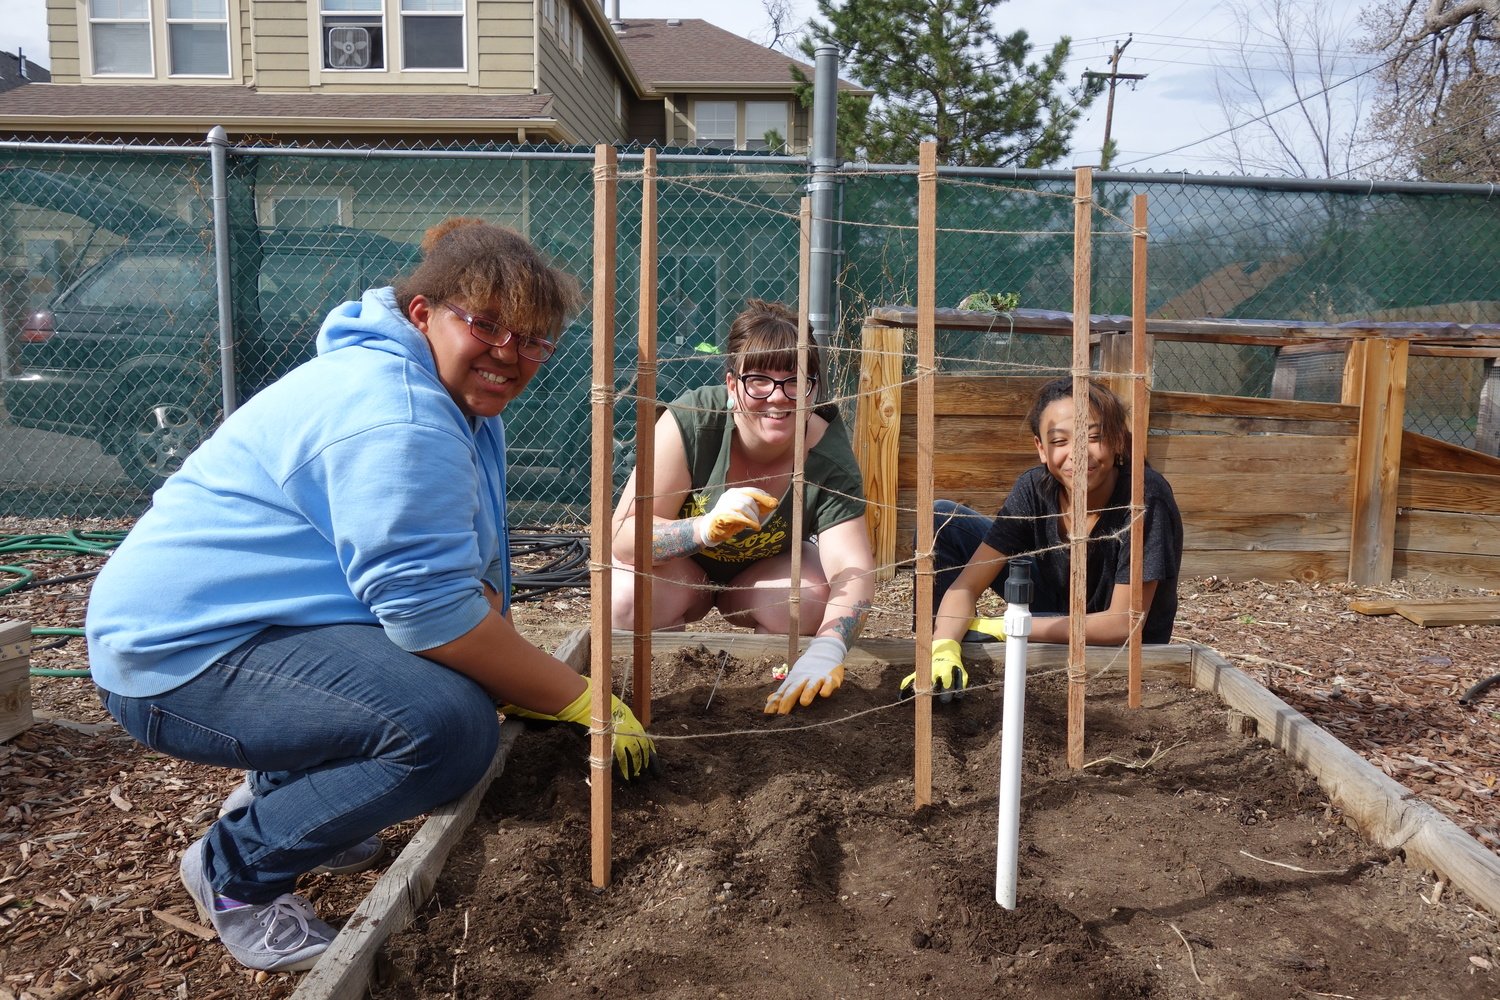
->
[0,2,828,149]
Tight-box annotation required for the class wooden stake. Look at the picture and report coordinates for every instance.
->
[913,142,938,808]
[632,148,658,727]
[1068,166,1094,770]
[855,322,904,582]
[789,197,813,670]
[1128,194,1148,709]
[590,144,617,888]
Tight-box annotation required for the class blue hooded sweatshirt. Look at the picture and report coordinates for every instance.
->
[85,287,510,698]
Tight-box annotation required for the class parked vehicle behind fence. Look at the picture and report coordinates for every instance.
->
[3,224,421,491]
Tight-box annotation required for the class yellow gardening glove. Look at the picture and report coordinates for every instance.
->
[899,638,969,704]
[963,617,1006,643]
[696,487,778,547]
[503,679,657,780]
[764,636,846,715]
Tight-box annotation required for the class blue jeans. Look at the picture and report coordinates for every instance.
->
[928,499,1000,616]
[99,623,499,903]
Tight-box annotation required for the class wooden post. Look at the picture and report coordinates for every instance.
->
[1128,193,1148,709]
[1340,340,1367,407]
[913,142,938,809]
[1068,166,1094,770]
[0,620,33,743]
[789,198,813,671]
[632,148,658,727]
[855,322,904,582]
[1348,337,1409,586]
[590,144,617,888]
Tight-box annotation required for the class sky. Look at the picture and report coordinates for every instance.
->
[8,0,1377,175]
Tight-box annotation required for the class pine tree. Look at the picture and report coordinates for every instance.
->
[798,0,1100,167]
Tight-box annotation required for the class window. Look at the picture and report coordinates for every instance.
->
[89,0,153,76]
[614,80,623,122]
[745,101,787,152]
[401,0,463,69]
[571,15,584,65]
[74,254,210,311]
[266,195,345,228]
[558,4,572,52]
[322,0,385,71]
[167,0,229,76]
[542,0,555,26]
[694,101,736,149]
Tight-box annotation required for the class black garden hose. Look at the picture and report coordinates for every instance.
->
[1458,672,1500,707]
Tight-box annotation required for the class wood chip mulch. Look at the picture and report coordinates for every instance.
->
[2,516,1498,998]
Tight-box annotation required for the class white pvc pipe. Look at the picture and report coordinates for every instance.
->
[995,595,1033,908]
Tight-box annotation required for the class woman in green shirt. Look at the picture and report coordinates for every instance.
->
[611,299,875,716]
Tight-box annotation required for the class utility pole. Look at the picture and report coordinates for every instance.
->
[1083,36,1147,169]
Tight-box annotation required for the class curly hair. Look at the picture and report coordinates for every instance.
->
[394,218,582,338]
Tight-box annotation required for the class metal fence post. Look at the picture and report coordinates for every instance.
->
[809,43,840,360]
[207,125,239,417]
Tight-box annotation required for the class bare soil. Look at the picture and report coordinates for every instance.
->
[2,517,1498,999]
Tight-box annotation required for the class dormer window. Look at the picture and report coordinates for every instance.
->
[322,0,386,71]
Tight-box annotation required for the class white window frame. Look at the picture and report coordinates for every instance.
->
[87,0,156,78]
[321,0,387,73]
[399,0,465,71]
[258,187,355,228]
[693,100,736,149]
[745,100,788,152]
[166,0,231,79]
[557,3,572,52]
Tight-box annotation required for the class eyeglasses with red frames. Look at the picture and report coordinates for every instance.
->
[441,302,557,363]
[730,370,818,400]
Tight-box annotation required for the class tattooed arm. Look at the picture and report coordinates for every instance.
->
[610,409,700,565]
[813,516,876,644]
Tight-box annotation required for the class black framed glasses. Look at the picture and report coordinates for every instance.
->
[731,371,818,400]
[441,302,556,363]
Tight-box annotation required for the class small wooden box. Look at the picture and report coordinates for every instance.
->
[0,619,34,742]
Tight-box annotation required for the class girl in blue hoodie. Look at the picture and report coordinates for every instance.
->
[86,219,654,974]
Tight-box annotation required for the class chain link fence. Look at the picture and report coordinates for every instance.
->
[3,139,1497,524]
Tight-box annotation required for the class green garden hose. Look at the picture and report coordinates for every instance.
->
[2,533,124,676]
[1,530,125,597]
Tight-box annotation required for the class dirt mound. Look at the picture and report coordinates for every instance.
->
[372,651,1495,999]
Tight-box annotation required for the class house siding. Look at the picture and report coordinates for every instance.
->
[535,4,625,144]
[239,0,253,81]
[474,1,534,92]
[252,1,310,89]
[46,0,79,84]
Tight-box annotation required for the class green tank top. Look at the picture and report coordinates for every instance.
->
[667,384,866,585]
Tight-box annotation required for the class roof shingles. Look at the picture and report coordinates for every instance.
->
[615,19,809,89]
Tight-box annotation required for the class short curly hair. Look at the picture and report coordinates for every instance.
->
[394,218,582,339]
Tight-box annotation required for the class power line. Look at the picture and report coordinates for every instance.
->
[1112,49,1398,170]
[1331,106,1500,180]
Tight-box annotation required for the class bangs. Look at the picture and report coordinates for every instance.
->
[735,331,820,381]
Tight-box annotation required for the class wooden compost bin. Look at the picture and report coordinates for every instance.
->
[856,307,1500,587]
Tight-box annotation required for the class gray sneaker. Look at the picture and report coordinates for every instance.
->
[218,780,386,876]
[179,836,335,972]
